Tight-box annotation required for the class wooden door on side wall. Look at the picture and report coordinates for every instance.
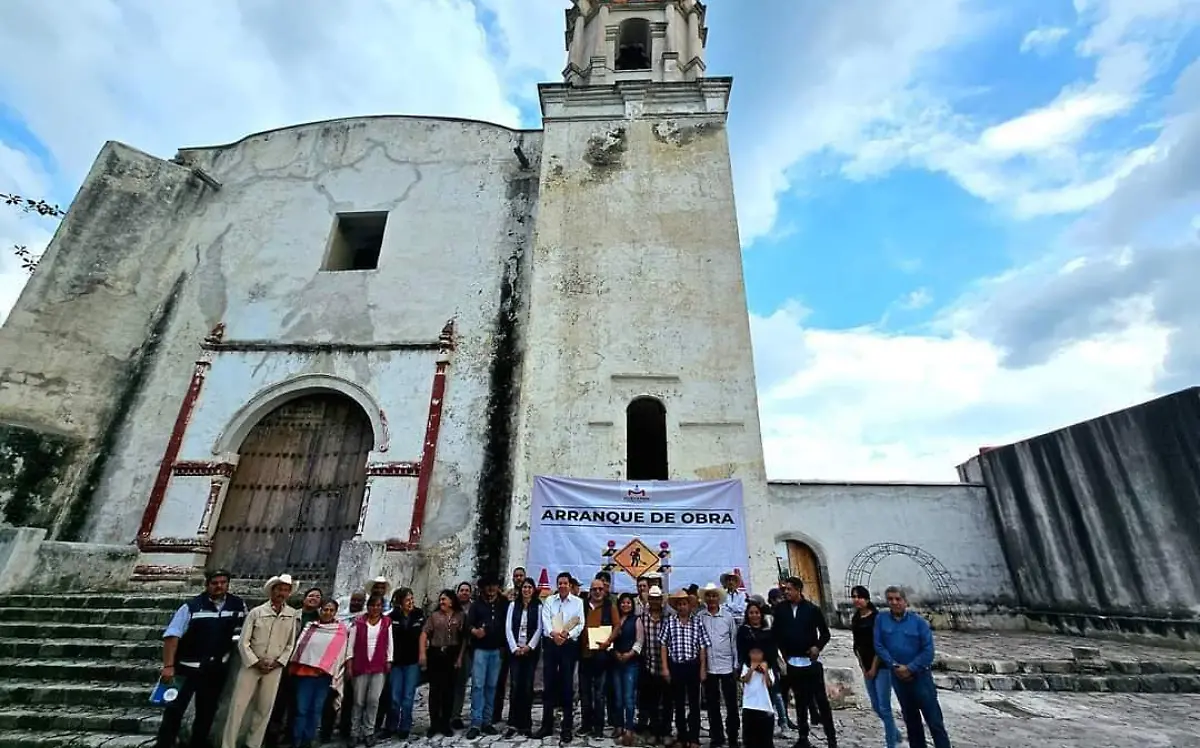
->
[787,540,824,609]
[208,393,374,581]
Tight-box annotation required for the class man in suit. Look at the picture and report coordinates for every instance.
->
[771,576,836,748]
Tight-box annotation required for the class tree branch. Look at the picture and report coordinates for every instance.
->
[3,191,64,273]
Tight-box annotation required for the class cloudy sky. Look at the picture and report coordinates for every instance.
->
[1,0,1197,481]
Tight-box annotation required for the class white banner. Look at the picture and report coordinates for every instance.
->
[525,476,751,595]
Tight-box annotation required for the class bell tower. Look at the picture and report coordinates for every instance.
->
[563,0,709,87]
[504,0,777,593]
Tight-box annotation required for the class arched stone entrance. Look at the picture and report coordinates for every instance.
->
[785,540,825,609]
[843,542,970,627]
[207,392,374,580]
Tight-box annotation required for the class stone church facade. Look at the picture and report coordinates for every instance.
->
[1,0,1197,648]
[0,0,778,600]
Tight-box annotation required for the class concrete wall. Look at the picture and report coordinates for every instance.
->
[0,143,210,537]
[505,79,778,592]
[972,387,1200,621]
[767,480,1018,623]
[20,116,541,592]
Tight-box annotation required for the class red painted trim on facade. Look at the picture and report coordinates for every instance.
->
[407,320,456,548]
[136,324,224,542]
[366,461,421,478]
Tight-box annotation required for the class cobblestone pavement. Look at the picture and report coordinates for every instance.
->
[378,691,1200,748]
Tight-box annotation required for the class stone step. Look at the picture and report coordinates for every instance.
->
[0,679,148,709]
[0,621,162,642]
[0,730,157,748]
[0,706,161,735]
[0,637,158,661]
[933,655,1200,676]
[934,671,1200,694]
[0,607,168,626]
[0,595,181,612]
[0,658,159,683]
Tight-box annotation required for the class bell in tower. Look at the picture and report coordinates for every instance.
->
[562,0,709,87]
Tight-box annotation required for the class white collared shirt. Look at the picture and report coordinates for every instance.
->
[540,593,585,641]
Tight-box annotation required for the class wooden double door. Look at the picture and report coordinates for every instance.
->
[787,540,824,608]
[208,393,374,580]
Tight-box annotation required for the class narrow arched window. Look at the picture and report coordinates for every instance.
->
[615,18,652,71]
[627,397,668,480]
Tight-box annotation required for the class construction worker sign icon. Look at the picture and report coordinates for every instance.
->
[612,538,660,579]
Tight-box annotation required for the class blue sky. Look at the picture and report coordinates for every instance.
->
[1,0,1198,480]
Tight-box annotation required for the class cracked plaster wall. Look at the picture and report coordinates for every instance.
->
[506,88,777,593]
[0,142,208,536]
[71,117,541,593]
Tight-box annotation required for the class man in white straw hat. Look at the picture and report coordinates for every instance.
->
[222,574,299,748]
[699,582,740,748]
[638,585,671,742]
[720,570,748,626]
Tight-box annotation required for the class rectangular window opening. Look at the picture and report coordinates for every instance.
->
[322,211,388,271]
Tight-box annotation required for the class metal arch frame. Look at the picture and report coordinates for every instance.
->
[843,542,972,628]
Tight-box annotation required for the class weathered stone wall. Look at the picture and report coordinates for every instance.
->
[506,79,778,591]
[972,387,1200,628]
[0,142,210,537]
[77,117,541,592]
[767,480,1018,625]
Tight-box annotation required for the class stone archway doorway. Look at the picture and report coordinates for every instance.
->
[785,540,824,610]
[207,392,374,581]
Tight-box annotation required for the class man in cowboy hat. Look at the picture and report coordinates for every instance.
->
[638,585,671,742]
[367,576,392,613]
[222,574,299,748]
[720,571,748,626]
[700,583,740,748]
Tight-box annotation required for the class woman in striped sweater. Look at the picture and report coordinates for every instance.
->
[289,600,350,748]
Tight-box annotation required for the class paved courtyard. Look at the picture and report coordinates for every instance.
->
[383,690,1200,748]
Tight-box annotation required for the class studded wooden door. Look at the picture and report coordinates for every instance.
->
[787,540,824,608]
[208,393,374,580]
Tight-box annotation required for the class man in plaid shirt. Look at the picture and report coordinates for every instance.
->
[659,589,710,748]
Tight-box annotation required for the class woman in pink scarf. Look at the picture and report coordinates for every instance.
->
[289,599,349,748]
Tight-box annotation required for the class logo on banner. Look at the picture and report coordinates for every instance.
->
[612,538,660,578]
[624,485,651,501]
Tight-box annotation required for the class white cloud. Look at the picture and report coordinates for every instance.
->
[752,301,1169,480]
[0,0,532,188]
[718,0,978,246]
[980,90,1132,154]
[900,288,933,310]
[0,0,552,322]
[1020,25,1071,54]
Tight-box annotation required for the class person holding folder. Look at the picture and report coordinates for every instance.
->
[535,572,585,743]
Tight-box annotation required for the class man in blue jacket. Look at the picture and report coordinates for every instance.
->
[874,586,951,748]
[154,569,247,748]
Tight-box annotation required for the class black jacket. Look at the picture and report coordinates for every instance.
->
[466,596,507,651]
[771,599,830,660]
[388,608,426,666]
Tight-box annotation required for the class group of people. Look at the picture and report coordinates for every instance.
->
[152,566,952,748]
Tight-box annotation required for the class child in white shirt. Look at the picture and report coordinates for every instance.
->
[740,646,776,748]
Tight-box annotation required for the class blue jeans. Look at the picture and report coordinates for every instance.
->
[292,674,332,746]
[612,659,639,731]
[865,669,902,748]
[892,670,950,748]
[388,663,421,733]
[470,648,503,728]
